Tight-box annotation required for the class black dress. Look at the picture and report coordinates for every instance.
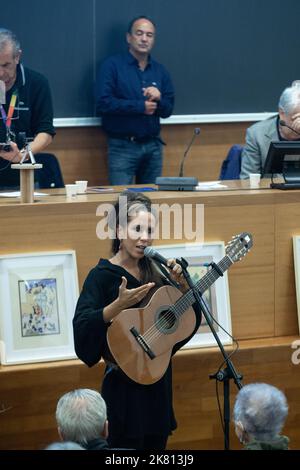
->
[73,259,201,449]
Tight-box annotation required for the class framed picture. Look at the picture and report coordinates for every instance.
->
[293,236,300,333]
[0,251,78,364]
[154,242,232,348]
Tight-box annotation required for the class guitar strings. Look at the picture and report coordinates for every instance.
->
[141,257,231,346]
[143,259,228,344]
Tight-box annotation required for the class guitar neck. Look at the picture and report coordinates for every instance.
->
[174,254,233,316]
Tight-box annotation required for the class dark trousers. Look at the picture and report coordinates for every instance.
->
[107,137,163,185]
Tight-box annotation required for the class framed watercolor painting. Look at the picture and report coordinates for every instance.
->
[0,251,78,364]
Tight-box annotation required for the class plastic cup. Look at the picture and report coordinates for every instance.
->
[249,173,261,188]
[75,180,88,193]
[65,184,78,198]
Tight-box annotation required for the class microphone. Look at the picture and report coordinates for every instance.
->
[155,127,200,190]
[279,120,300,137]
[144,246,169,268]
[179,127,201,177]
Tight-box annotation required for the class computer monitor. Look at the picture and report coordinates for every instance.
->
[263,141,300,188]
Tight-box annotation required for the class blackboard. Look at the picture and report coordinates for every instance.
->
[3,0,300,118]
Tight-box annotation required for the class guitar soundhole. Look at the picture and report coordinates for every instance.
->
[155,306,178,334]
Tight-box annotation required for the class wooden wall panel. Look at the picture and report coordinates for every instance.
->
[0,187,300,449]
[204,203,275,339]
[169,337,300,450]
[1,338,299,450]
[275,202,300,336]
[0,361,103,450]
[47,123,249,185]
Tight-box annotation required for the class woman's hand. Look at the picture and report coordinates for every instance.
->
[103,277,155,322]
[117,277,155,310]
[167,259,189,292]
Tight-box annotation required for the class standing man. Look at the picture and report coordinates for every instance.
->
[0,28,55,188]
[96,16,175,185]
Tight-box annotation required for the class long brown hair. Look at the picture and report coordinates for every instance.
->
[108,191,162,285]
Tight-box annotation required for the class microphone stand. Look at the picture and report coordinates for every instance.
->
[179,128,200,177]
[11,136,42,203]
[155,128,200,190]
[177,256,243,450]
[20,141,36,164]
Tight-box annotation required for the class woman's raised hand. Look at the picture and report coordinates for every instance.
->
[118,277,155,310]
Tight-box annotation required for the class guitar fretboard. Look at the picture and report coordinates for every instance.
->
[171,255,233,317]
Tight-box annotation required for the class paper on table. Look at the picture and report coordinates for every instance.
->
[0,191,49,198]
[195,181,227,191]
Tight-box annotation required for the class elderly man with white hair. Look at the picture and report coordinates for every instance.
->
[233,383,289,450]
[240,84,300,178]
[55,389,110,450]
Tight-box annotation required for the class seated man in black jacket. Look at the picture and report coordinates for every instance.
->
[0,28,55,188]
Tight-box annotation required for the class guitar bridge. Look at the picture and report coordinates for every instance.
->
[130,327,156,359]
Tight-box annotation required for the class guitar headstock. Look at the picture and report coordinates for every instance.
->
[226,232,253,262]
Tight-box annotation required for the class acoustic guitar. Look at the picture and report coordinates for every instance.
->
[107,232,252,385]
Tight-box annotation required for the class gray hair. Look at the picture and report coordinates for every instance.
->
[56,389,107,445]
[278,85,300,115]
[0,28,21,57]
[233,383,288,441]
[44,441,85,450]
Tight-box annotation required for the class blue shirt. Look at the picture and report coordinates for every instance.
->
[95,52,174,139]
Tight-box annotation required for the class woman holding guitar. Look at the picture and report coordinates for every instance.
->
[73,192,201,450]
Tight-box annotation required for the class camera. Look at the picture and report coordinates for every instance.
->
[0,143,12,152]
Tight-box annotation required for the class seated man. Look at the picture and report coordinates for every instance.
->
[233,382,289,450]
[0,28,55,188]
[55,388,111,450]
[240,84,300,178]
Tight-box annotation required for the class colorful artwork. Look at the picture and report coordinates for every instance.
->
[187,264,212,312]
[153,242,232,348]
[18,278,60,337]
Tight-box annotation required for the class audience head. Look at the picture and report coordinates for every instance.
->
[292,80,300,88]
[278,85,300,115]
[126,16,156,57]
[233,383,288,444]
[45,441,85,450]
[56,389,107,446]
[0,28,22,91]
[278,85,300,139]
[127,15,156,34]
[0,28,21,56]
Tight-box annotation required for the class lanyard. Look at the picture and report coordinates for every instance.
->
[0,90,18,132]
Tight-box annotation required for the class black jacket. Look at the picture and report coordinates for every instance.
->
[73,259,201,442]
[83,437,128,451]
[0,64,55,186]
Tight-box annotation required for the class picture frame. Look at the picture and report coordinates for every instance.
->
[0,251,79,365]
[293,236,300,333]
[154,241,232,348]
